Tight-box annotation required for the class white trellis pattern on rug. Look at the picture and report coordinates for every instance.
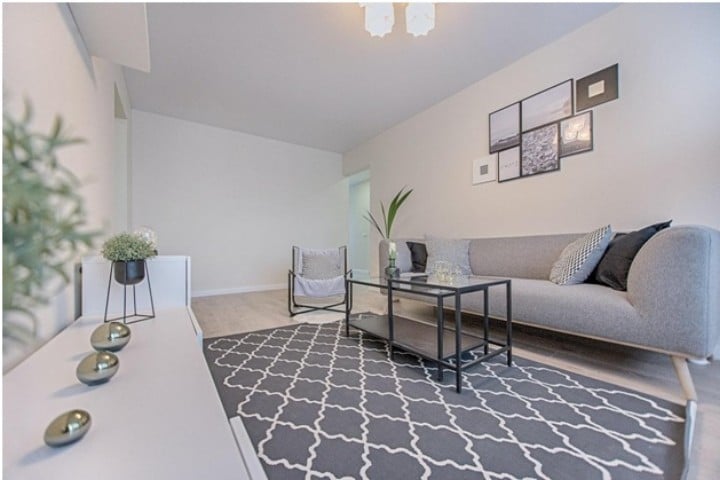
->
[204,321,684,480]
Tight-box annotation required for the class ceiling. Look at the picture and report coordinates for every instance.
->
[124,3,617,153]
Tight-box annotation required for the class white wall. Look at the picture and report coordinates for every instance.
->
[130,110,348,296]
[344,4,720,274]
[113,118,129,233]
[3,3,132,369]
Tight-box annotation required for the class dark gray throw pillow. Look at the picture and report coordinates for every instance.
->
[406,242,428,272]
[594,220,672,291]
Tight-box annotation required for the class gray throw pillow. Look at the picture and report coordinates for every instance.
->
[550,225,613,285]
[302,250,342,280]
[425,236,472,275]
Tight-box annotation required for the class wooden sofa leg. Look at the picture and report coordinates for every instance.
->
[671,355,698,470]
[671,355,698,401]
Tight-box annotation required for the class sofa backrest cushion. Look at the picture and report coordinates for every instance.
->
[469,233,581,280]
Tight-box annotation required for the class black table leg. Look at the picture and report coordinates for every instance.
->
[455,292,462,393]
[483,288,489,355]
[506,281,513,366]
[437,296,444,381]
[345,279,350,337]
[388,279,395,361]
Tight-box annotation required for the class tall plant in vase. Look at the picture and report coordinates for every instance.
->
[364,187,413,278]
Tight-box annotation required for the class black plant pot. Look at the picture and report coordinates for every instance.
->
[113,260,146,285]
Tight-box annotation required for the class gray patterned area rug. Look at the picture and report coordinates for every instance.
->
[203,321,685,480]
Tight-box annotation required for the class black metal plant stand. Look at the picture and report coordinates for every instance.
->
[103,260,156,324]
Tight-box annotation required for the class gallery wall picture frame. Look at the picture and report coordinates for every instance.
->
[576,64,618,112]
[488,102,520,153]
[472,155,497,185]
[521,123,560,177]
[521,79,574,132]
[560,111,593,158]
[498,146,521,183]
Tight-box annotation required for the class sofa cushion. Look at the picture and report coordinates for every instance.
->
[406,242,428,272]
[549,225,612,285]
[425,236,471,275]
[469,234,580,280]
[594,220,672,291]
[460,278,643,347]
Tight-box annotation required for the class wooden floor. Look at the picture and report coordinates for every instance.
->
[192,288,720,480]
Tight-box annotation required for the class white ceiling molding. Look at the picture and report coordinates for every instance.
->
[68,3,151,72]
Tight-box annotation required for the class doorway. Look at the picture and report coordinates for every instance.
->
[348,170,370,276]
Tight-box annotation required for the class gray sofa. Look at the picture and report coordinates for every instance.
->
[380,226,720,400]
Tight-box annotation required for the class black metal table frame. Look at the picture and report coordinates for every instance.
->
[345,275,512,393]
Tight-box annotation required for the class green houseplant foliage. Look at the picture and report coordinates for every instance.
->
[364,186,413,239]
[101,233,157,262]
[3,102,100,344]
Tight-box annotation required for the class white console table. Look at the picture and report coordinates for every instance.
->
[4,256,259,479]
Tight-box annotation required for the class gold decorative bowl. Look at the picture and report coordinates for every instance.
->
[90,322,131,352]
[44,409,92,447]
[76,351,119,385]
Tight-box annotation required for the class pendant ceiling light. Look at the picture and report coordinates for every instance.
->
[361,3,435,38]
[405,3,435,37]
[361,3,395,38]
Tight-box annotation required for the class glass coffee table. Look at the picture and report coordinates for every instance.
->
[345,274,512,393]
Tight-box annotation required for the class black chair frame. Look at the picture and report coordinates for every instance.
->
[288,246,353,317]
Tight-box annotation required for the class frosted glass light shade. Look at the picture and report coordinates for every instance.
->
[362,3,394,38]
[406,3,435,37]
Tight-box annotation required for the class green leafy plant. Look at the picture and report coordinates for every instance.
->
[3,101,100,344]
[364,186,413,239]
[101,233,157,262]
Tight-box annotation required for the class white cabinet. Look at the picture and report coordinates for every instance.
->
[81,256,190,317]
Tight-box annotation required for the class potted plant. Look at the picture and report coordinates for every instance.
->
[101,233,157,285]
[364,187,413,278]
[4,101,100,360]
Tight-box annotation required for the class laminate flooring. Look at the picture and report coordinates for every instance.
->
[192,288,720,480]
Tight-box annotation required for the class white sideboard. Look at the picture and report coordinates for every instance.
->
[3,308,252,479]
[4,258,261,479]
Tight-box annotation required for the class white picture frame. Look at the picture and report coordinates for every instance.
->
[472,155,497,185]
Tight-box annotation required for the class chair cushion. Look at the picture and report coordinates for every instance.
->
[302,250,342,279]
[550,225,612,285]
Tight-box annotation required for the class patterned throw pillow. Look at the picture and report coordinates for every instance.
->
[425,236,472,275]
[302,250,342,280]
[550,225,613,285]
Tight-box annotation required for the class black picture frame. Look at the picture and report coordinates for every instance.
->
[497,146,521,183]
[489,102,520,154]
[576,64,618,112]
[521,123,560,177]
[560,111,593,158]
[521,79,573,132]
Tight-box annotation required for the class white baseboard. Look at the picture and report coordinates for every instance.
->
[192,283,285,298]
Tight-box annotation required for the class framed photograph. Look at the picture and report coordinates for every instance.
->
[576,64,618,112]
[560,111,593,157]
[472,155,497,185]
[498,146,521,183]
[521,79,573,132]
[521,123,560,177]
[488,102,520,153]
